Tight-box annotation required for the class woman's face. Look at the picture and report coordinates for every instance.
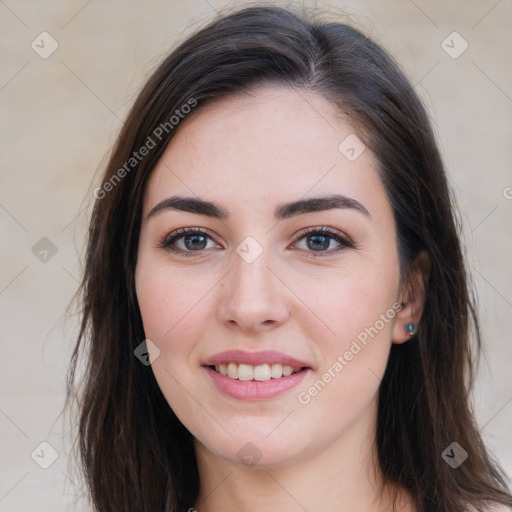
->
[135,87,405,467]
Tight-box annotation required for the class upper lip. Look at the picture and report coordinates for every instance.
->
[203,350,311,368]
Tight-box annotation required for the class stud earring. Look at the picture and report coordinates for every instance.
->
[404,323,415,335]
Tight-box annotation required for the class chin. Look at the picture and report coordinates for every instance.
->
[196,424,312,470]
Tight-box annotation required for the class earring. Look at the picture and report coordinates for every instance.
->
[404,323,415,335]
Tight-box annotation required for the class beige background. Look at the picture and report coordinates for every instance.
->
[1,1,511,510]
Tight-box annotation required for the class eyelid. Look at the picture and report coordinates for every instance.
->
[292,225,353,243]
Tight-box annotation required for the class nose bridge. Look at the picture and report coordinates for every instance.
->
[233,249,272,294]
[217,241,289,330]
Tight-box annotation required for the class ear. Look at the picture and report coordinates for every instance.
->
[392,250,431,344]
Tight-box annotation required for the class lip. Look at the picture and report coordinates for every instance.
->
[204,366,311,400]
[203,349,311,368]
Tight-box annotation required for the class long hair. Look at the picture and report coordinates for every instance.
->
[66,5,512,511]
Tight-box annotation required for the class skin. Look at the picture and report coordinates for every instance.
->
[135,87,428,511]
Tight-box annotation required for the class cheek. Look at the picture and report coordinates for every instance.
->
[135,260,215,359]
[294,276,398,436]
[289,261,399,348]
[338,280,397,346]
[291,264,399,413]
[135,263,216,425]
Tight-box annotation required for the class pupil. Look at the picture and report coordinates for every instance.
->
[307,235,329,251]
[185,234,207,250]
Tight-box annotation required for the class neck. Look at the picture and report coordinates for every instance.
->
[193,401,414,512]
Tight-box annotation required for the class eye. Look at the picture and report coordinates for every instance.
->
[158,228,220,256]
[291,226,353,256]
[158,226,354,258]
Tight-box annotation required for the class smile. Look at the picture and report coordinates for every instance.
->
[203,350,312,400]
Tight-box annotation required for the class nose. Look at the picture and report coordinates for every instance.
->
[217,250,290,333]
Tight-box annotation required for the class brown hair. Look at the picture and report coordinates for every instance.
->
[66,5,512,511]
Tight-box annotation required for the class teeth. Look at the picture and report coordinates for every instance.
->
[271,363,282,379]
[254,364,271,381]
[238,364,254,381]
[282,365,293,376]
[213,363,301,380]
[227,362,238,379]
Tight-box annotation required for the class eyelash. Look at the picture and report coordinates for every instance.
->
[158,226,354,258]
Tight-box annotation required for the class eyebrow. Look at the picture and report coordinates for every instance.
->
[147,194,370,220]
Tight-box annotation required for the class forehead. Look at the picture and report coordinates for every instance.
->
[143,87,387,219]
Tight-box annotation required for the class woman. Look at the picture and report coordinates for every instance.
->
[67,5,512,511]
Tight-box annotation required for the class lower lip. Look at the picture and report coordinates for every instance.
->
[204,366,310,400]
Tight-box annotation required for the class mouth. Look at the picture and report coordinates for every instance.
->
[209,362,305,381]
[202,350,312,400]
